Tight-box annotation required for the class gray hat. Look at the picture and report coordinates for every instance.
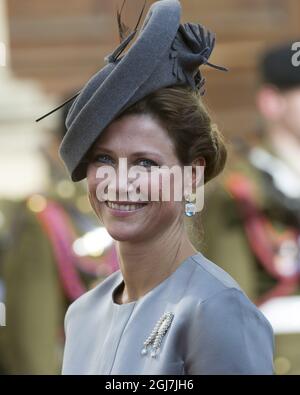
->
[36,0,226,181]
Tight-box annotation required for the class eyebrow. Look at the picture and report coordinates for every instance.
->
[92,146,164,160]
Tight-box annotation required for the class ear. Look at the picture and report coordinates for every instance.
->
[191,157,205,190]
[256,86,286,122]
[183,157,205,194]
[183,157,205,213]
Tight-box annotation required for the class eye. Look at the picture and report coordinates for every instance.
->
[136,158,159,168]
[93,154,115,165]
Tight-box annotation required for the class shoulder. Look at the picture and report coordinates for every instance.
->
[184,253,274,374]
[185,252,242,300]
[64,270,121,331]
[187,252,274,335]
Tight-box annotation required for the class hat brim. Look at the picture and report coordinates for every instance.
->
[59,0,181,181]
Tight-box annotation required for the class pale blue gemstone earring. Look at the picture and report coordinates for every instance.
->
[184,193,196,217]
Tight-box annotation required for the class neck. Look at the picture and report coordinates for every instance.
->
[115,221,197,304]
[268,126,300,176]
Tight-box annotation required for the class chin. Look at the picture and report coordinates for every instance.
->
[105,225,147,242]
[97,201,155,242]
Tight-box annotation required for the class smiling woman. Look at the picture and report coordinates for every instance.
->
[53,0,275,375]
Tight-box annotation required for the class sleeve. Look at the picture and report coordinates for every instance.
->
[185,287,275,375]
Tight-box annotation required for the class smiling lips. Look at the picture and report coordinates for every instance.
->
[105,201,149,212]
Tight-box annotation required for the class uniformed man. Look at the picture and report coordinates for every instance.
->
[198,41,300,375]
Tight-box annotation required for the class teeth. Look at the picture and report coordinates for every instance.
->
[107,202,147,211]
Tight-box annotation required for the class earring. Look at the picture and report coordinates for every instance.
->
[184,193,196,217]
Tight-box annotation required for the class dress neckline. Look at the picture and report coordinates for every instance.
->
[111,252,200,308]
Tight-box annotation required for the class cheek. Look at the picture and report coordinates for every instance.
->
[87,165,104,214]
[87,164,112,203]
[286,96,300,124]
[87,167,97,198]
[291,102,300,124]
[156,172,184,203]
[151,172,184,219]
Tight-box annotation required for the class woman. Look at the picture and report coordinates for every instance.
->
[40,0,274,374]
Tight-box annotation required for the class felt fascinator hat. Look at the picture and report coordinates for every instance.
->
[36,0,227,181]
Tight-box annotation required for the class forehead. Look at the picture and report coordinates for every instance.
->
[93,114,174,152]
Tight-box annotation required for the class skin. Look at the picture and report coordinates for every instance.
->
[256,85,300,175]
[87,113,202,304]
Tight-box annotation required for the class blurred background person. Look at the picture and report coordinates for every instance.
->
[0,102,118,374]
[201,41,300,375]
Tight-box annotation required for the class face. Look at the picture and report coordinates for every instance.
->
[87,114,185,242]
[258,86,300,139]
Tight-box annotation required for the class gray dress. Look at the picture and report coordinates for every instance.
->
[62,252,274,375]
